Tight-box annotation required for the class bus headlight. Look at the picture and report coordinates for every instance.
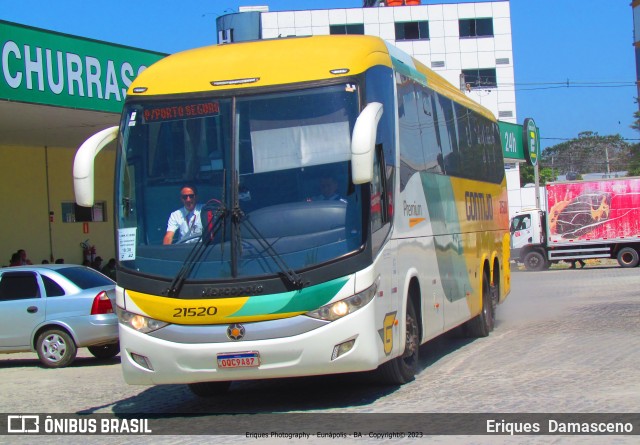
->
[117,306,169,333]
[306,280,378,322]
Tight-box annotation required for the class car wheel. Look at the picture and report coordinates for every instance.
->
[377,298,419,385]
[617,247,639,268]
[188,381,232,398]
[36,329,77,368]
[88,342,120,359]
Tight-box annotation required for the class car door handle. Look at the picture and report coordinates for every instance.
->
[27,306,38,314]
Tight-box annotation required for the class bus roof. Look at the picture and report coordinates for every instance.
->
[129,35,495,121]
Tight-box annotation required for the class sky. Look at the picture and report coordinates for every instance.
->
[1,0,637,151]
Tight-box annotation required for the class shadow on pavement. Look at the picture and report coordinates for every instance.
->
[77,331,474,416]
[0,354,120,369]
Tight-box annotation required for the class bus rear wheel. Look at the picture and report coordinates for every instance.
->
[188,381,232,398]
[465,271,494,338]
[376,298,419,385]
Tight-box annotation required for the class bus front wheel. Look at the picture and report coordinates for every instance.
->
[376,298,419,385]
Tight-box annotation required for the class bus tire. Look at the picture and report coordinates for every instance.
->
[376,298,419,385]
[188,381,232,398]
[617,247,639,268]
[523,251,546,271]
[465,271,494,338]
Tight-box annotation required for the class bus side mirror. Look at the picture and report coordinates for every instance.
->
[73,126,118,207]
[351,102,383,184]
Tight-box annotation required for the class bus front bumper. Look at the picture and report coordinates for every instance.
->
[119,301,386,385]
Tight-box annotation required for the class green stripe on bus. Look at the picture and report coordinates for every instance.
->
[391,56,427,86]
[230,276,350,316]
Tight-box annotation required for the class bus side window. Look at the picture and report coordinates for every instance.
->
[371,145,390,230]
[371,145,391,254]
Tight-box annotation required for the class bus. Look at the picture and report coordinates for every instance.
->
[73,35,510,396]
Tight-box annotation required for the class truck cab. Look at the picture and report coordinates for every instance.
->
[510,209,548,270]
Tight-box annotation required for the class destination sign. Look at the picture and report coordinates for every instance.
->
[142,102,220,123]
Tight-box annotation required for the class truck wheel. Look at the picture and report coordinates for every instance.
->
[617,247,639,268]
[523,251,546,271]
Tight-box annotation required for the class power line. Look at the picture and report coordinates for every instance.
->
[491,80,636,92]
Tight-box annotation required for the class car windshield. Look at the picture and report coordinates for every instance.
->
[56,267,114,288]
[116,83,364,281]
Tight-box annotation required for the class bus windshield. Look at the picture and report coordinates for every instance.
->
[116,83,364,281]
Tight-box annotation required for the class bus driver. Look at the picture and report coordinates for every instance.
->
[163,184,203,244]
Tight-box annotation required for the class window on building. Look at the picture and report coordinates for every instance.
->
[218,28,234,44]
[329,24,365,35]
[459,18,494,38]
[461,68,497,89]
[395,21,429,41]
[61,202,107,223]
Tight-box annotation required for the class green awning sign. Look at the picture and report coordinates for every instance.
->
[0,20,166,113]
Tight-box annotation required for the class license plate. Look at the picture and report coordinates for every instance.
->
[217,351,260,369]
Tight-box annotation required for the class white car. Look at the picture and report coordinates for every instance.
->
[0,264,119,367]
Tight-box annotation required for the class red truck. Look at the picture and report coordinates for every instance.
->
[510,177,640,271]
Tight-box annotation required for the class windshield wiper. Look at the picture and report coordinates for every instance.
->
[232,206,306,290]
[166,203,227,297]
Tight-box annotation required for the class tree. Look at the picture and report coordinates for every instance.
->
[628,145,640,177]
[540,132,630,177]
[519,164,556,186]
[629,102,640,176]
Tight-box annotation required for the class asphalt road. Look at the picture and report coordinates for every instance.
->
[1,262,639,444]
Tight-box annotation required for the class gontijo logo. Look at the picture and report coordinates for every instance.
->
[465,191,493,221]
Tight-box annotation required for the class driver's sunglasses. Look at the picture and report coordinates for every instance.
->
[181,194,195,200]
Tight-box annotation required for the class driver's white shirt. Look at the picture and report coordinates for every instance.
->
[166,204,203,242]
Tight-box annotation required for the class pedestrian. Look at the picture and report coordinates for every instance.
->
[9,252,21,266]
[91,256,103,271]
[17,249,32,265]
[55,258,64,264]
[101,258,117,280]
[567,259,585,269]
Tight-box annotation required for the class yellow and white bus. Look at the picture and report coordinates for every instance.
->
[74,35,510,396]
